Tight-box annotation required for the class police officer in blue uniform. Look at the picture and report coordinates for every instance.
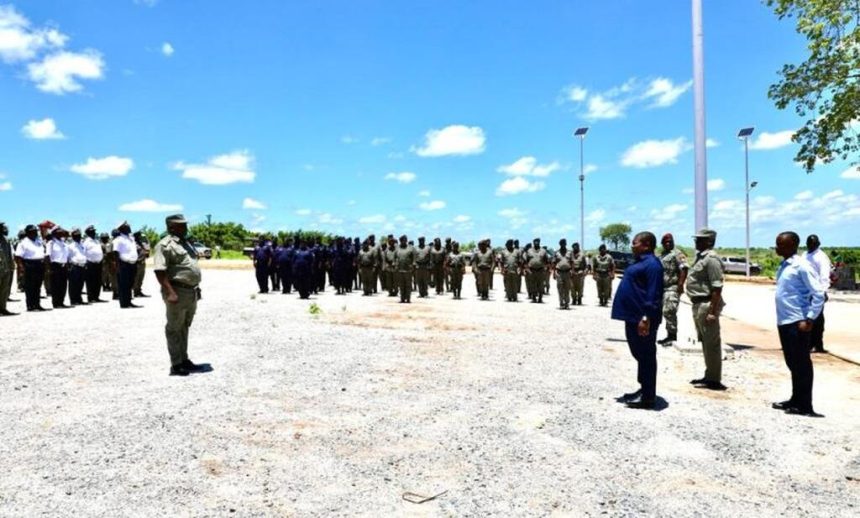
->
[277,238,295,294]
[292,239,315,299]
[252,236,272,293]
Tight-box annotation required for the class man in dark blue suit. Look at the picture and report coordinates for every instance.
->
[611,231,664,410]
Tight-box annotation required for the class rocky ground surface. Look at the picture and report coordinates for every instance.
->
[1,269,858,517]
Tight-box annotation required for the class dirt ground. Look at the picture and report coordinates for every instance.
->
[0,269,857,517]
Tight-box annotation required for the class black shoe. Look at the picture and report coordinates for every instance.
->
[771,400,795,411]
[0,310,18,316]
[784,407,824,418]
[169,365,190,376]
[180,359,207,373]
[700,381,728,391]
[91,299,108,303]
[811,348,828,354]
[625,395,656,410]
[121,303,143,309]
[53,304,73,309]
[134,292,151,298]
[689,377,708,385]
[7,298,19,302]
[620,388,642,402]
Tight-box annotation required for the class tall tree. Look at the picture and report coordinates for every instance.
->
[599,223,632,250]
[766,0,859,173]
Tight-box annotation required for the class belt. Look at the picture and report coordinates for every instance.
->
[121,260,137,265]
[23,259,44,265]
[690,296,711,304]
[171,281,198,290]
[71,263,87,268]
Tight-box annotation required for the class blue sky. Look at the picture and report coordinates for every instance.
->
[1,0,857,247]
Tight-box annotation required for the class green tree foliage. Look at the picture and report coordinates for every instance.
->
[137,225,161,246]
[766,0,859,173]
[599,223,632,250]
[188,221,254,250]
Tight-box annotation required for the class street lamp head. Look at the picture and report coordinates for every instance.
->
[574,127,589,137]
[737,127,755,139]
[750,181,758,189]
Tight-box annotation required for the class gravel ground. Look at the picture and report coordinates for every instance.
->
[1,269,858,517]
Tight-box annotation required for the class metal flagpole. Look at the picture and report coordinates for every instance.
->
[692,0,708,229]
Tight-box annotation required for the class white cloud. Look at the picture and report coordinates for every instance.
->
[748,130,795,150]
[498,208,526,219]
[359,214,386,224]
[413,125,486,157]
[706,138,720,148]
[118,199,183,212]
[242,197,266,210]
[643,77,693,108]
[27,50,104,94]
[650,203,687,221]
[453,215,471,223]
[0,181,12,191]
[583,163,598,175]
[173,150,255,185]
[341,135,359,144]
[840,166,860,179]
[347,200,357,206]
[585,94,627,120]
[497,156,561,177]
[707,178,726,191]
[496,176,545,196]
[384,171,416,184]
[794,190,814,200]
[21,117,64,139]
[371,137,391,146]
[418,189,431,197]
[161,42,174,57]
[620,137,690,168]
[560,85,588,102]
[419,200,446,211]
[586,209,606,224]
[317,212,343,225]
[681,187,694,194]
[295,208,311,216]
[0,5,67,63]
[70,156,134,180]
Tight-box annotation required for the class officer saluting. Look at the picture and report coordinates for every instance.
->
[153,214,207,377]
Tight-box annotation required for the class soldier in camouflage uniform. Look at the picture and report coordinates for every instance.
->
[472,239,495,300]
[571,242,587,306]
[133,231,151,298]
[430,238,447,295]
[446,241,466,299]
[513,239,522,293]
[658,233,688,345]
[592,244,615,306]
[394,235,416,303]
[384,236,398,297]
[685,228,726,390]
[414,236,432,298]
[524,238,548,303]
[542,246,551,295]
[443,237,453,292]
[553,239,573,309]
[357,240,376,296]
[499,239,521,302]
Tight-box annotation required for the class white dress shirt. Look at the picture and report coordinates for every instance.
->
[113,234,139,263]
[15,237,45,260]
[775,255,825,326]
[47,238,69,264]
[802,248,832,290]
[83,236,104,263]
[68,240,88,266]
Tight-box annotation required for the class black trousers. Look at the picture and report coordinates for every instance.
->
[295,272,312,299]
[50,263,68,307]
[117,261,137,307]
[69,264,86,304]
[810,308,825,351]
[23,260,44,310]
[255,266,269,293]
[279,264,292,293]
[625,320,658,400]
[85,262,102,301]
[778,323,814,411]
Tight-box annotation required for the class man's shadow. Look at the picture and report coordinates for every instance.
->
[613,395,670,412]
[192,363,214,374]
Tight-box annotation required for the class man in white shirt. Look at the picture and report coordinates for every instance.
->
[112,221,140,308]
[802,234,831,353]
[47,226,71,309]
[67,228,89,306]
[773,231,825,417]
[14,224,48,312]
[83,225,106,303]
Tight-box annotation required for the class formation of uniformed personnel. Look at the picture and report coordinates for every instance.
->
[276,238,295,294]
[330,237,356,295]
[133,231,151,298]
[0,221,16,316]
[571,242,588,305]
[553,238,574,309]
[658,233,688,345]
[524,238,549,303]
[414,236,432,298]
[14,224,47,312]
[153,214,207,377]
[393,235,416,303]
[112,221,140,309]
[685,228,727,391]
[292,240,315,299]
[499,239,521,302]
[471,239,495,300]
[445,241,466,299]
[592,244,615,306]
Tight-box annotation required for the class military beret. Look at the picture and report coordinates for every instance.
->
[692,227,717,240]
[165,214,187,225]
[85,225,96,232]
[25,224,37,232]
[117,220,129,227]
[71,227,81,234]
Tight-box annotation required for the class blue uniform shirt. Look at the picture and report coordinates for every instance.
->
[775,255,825,325]
[611,252,664,323]
[292,249,314,274]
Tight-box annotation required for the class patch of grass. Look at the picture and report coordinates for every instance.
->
[309,303,322,316]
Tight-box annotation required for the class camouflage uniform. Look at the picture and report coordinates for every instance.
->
[571,252,588,305]
[660,249,688,338]
[553,248,573,309]
[592,253,615,306]
[685,238,725,384]
[499,248,521,302]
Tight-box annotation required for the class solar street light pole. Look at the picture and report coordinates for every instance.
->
[574,127,589,250]
[738,127,755,278]
[692,0,708,229]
